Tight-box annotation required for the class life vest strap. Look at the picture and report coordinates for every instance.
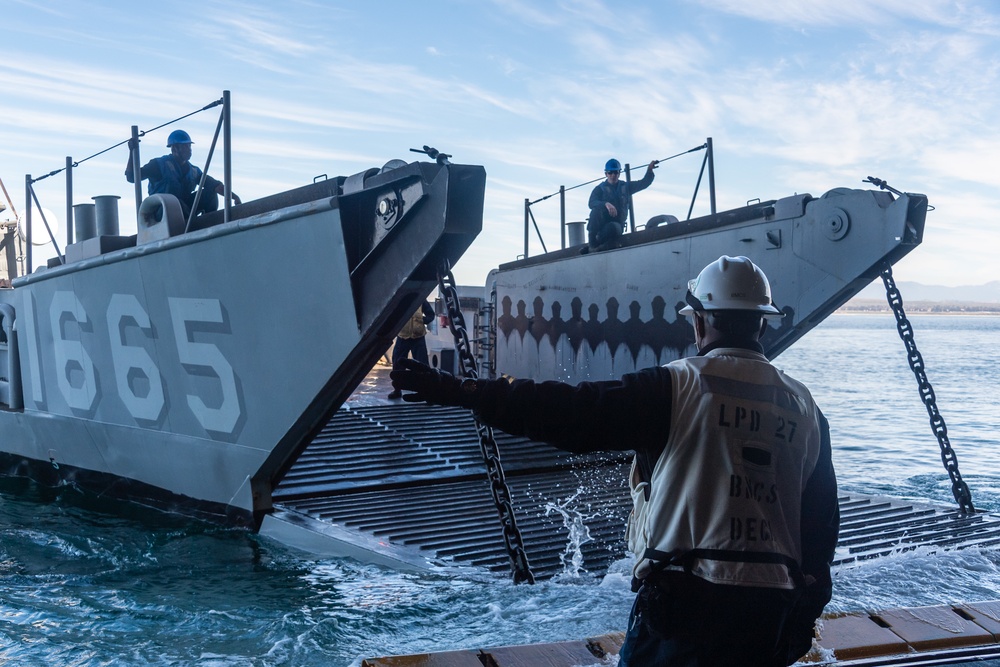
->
[641,547,806,587]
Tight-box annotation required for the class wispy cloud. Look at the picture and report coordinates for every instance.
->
[212,15,318,57]
[689,0,997,30]
[486,0,570,28]
[0,57,221,127]
[9,0,71,18]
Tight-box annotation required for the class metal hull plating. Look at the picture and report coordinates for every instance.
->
[489,187,927,383]
[0,161,485,524]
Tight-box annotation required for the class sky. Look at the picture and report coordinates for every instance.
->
[2,0,998,288]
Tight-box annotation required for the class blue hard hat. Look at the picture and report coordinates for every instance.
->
[166,130,193,147]
[605,159,621,172]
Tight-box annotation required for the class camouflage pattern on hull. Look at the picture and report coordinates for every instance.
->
[489,188,927,383]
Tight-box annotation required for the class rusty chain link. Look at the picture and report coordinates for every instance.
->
[881,262,975,514]
[437,259,535,584]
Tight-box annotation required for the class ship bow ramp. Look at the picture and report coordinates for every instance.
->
[1,159,484,526]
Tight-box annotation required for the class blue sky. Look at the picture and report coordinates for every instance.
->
[2,0,998,288]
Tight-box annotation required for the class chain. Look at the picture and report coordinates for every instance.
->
[881,262,975,514]
[437,260,535,584]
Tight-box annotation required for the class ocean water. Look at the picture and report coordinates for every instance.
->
[1,314,998,666]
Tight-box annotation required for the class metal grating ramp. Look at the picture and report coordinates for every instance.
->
[834,494,1000,565]
[274,403,1000,579]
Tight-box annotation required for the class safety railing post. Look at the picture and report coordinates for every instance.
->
[559,185,566,248]
[523,198,529,259]
[625,163,636,232]
[223,90,232,224]
[130,125,142,216]
[707,137,716,215]
[24,176,32,275]
[65,157,73,246]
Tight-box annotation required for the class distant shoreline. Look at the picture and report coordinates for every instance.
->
[837,299,1000,315]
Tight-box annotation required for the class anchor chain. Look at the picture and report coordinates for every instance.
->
[881,262,975,514]
[437,260,535,584]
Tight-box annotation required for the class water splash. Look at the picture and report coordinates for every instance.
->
[544,488,594,579]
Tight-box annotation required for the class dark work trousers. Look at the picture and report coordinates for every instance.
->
[618,573,800,667]
[587,206,625,250]
[392,335,429,368]
[180,188,219,220]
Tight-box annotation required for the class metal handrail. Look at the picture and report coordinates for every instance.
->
[521,138,715,258]
[22,91,233,276]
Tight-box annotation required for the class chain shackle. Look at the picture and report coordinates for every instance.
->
[881,263,975,514]
[437,260,536,584]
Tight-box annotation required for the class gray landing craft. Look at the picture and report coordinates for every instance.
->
[0,150,485,534]
[487,186,925,383]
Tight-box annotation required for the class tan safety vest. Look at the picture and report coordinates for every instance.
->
[398,307,428,340]
[626,347,823,589]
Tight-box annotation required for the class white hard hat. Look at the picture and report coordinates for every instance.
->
[678,255,784,319]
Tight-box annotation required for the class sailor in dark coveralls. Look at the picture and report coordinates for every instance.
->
[126,129,241,220]
[390,255,839,666]
[586,158,656,252]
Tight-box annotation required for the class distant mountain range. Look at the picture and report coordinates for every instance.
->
[850,280,1000,304]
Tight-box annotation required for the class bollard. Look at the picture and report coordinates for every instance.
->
[73,203,97,242]
[93,195,121,236]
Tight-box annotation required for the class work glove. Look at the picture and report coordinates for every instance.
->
[389,359,479,408]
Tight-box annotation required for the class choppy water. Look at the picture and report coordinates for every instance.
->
[1,314,998,666]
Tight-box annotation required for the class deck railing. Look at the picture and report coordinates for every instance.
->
[19,91,234,277]
[520,137,717,258]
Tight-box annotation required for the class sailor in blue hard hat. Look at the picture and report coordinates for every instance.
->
[585,157,657,253]
[126,129,241,221]
[166,129,193,147]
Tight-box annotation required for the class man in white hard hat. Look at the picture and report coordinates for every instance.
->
[390,255,839,666]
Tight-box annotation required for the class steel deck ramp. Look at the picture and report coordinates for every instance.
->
[272,403,1000,579]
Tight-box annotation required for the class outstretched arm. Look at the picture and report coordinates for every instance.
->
[391,360,673,455]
